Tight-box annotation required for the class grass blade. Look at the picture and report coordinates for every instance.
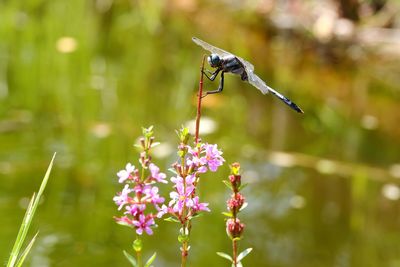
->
[7,153,56,267]
[15,232,39,267]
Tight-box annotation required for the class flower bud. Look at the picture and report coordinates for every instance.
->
[226,218,244,239]
[139,137,146,149]
[229,174,241,192]
[230,162,241,175]
[227,193,245,215]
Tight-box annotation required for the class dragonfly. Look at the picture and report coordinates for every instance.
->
[192,37,304,113]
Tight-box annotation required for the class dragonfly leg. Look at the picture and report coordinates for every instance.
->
[202,68,221,81]
[202,71,224,97]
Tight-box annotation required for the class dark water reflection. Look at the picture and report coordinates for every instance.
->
[1,1,400,267]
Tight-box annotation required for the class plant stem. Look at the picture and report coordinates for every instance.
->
[195,55,206,145]
[181,238,188,267]
[137,250,142,267]
[181,55,205,267]
[232,238,238,267]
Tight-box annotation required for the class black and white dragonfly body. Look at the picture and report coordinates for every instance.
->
[192,37,303,113]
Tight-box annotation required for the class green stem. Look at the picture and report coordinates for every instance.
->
[137,250,142,267]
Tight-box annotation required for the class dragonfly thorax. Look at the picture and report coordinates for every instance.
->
[207,54,222,68]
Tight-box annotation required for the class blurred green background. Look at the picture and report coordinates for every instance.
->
[1,0,400,266]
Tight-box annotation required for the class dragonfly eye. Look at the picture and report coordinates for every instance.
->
[208,54,221,68]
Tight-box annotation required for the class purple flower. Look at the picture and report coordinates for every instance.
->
[125,203,146,216]
[143,186,165,205]
[187,146,202,166]
[113,184,132,210]
[170,176,183,186]
[169,181,195,214]
[187,143,224,173]
[117,163,136,183]
[149,163,168,184]
[192,196,210,212]
[203,143,224,172]
[133,184,145,194]
[132,214,155,235]
[185,174,196,184]
[171,175,195,186]
[156,204,169,218]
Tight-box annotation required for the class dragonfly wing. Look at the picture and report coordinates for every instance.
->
[192,37,233,58]
[237,56,255,72]
[247,72,304,113]
[247,71,271,94]
[192,37,255,71]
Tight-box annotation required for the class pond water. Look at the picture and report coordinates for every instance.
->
[1,1,400,267]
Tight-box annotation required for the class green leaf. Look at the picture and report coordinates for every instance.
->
[150,142,160,148]
[222,180,233,190]
[239,202,248,211]
[237,248,253,262]
[168,167,178,175]
[216,252,233,262]
[178,233,189,243]
[239,183,249,191]
[222,212,233,217]
[238,183,248,191]
[144,252,157,267]
[142,126,154,138]
[177,126,190,143]
[164,216,180,223]
[237,262,243,267]
[187,213,203,220]
[116,220,134,228]
[123,250,137,267]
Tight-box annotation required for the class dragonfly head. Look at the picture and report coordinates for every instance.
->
[208,54,222,68]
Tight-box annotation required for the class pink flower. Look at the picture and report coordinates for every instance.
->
[149,163,168,184]
[169,181,195,214]
[156,204,170,218]
[113,184,132,210]
[143,186,165,205]
[202,143,224,172]
[192,196,210,212]
[187,143,225,173]
[132,214,155,235]
[125,203,146,216]
[117,163,136,183]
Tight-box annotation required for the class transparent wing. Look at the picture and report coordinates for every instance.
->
[247,71,304,113]
[247,71,271,94]
[192,37,232,57]
[192,37,255,71]
[236,56,255,72]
